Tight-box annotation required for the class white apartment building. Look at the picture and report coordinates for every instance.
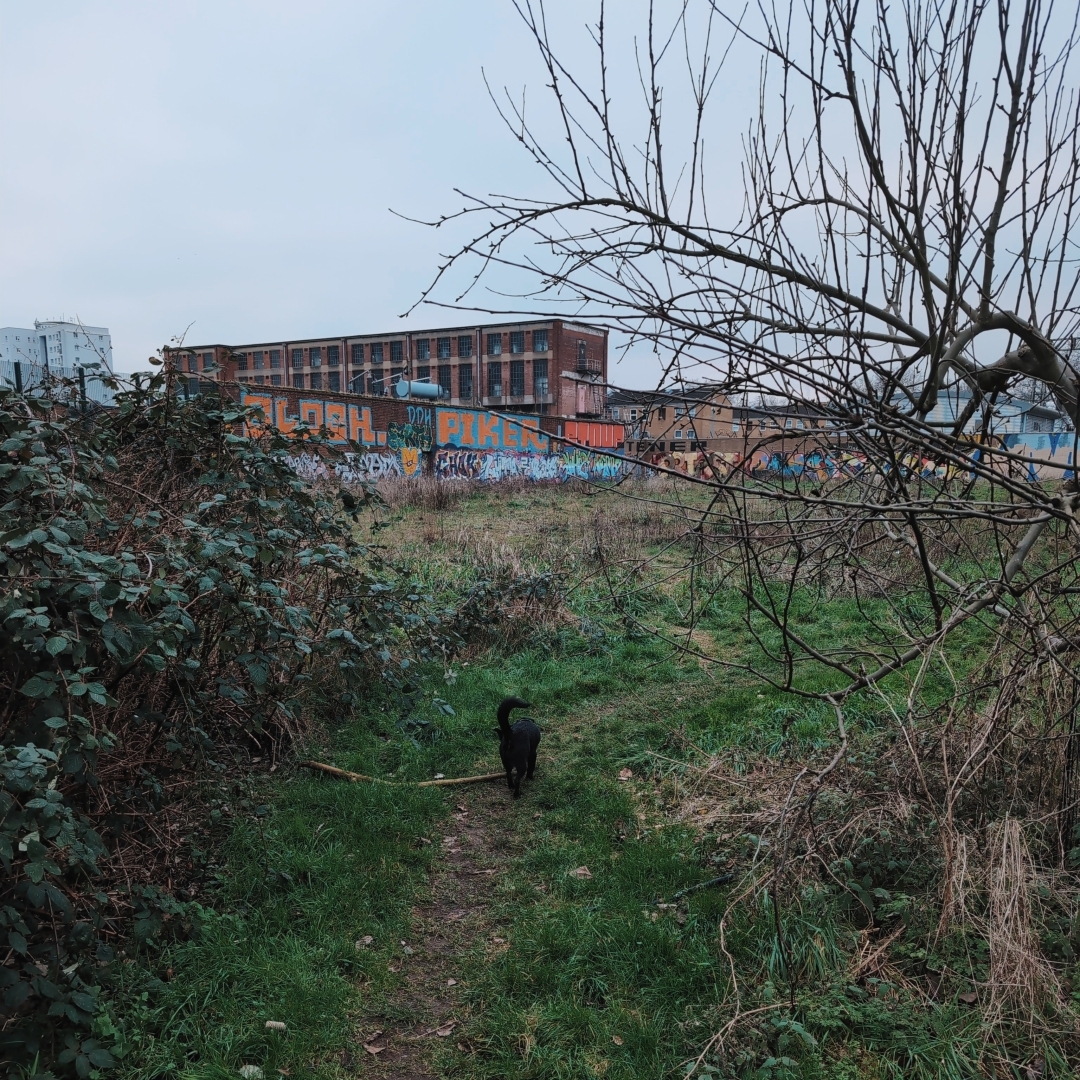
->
[1,320,115,405]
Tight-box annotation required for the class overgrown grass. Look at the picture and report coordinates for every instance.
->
[115,484,1080,1079]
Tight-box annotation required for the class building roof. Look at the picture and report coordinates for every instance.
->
[170,318,607,354]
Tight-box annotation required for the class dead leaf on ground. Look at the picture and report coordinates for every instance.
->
[958,991,978,1004]
[355,935,374,949]
[435,1021,457,1037]
[612,1035,624,1045]
[617,768,633,781]
[434,773,445,779]
[447,978,458,986]
[570,865,593,879]
[362,1031,385,1055]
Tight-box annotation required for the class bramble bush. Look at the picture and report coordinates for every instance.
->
[0,370,451,1077]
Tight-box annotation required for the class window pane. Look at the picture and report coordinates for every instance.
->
[309,372,323,389]
[370,343,384,363]
[459,364,473,398]
[487,361,502,397]
[533,358,548,397]
[327,345,340,366]
[254,375,265,385]
[292,349,304,368]
[271,374,282,386]
[437,336,451,359]
[532,329,549,352]
[486,333,502,356]
[390,341,404,363]
[328,371,340,392]
[370,369,384,394]
[269,349,281,367]
[510,360,525,396]
[351,343,364,363]
[457,335,473,357]
[252,350,264,369]
[202,352,213,369]
[416,365,430,382]
[237,354,249,371]
[293,373,305,388]
[415,338,430,360]
[509,331,524,354]
[438,364,452,394]
[310,347,322,366]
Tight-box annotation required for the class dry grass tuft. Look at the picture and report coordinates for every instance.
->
[986,817,1061,1021]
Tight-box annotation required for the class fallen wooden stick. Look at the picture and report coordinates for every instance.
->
[301,760,505,788]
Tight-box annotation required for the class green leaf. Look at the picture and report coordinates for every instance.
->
[20,674,58,698]
[46,636,68,656]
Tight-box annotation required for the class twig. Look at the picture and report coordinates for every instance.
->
[667,872,735,902]
[301,760,505,788]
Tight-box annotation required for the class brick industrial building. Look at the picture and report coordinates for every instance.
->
[166,319,608,419]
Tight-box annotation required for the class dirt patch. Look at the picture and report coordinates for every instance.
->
[353,779,515,1079]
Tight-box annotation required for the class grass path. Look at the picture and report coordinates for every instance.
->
[352,780,516,1078]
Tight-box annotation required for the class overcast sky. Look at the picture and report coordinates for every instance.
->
[3,0,727,385]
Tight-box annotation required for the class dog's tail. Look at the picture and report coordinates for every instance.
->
[496,696,532,734]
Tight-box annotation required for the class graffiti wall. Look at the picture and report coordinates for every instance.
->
[434,447,626,483]
[241,390,384,446]
[435,408,549,452]
[238,388,628,485]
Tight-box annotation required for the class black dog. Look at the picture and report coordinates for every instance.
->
[495,696,541,798]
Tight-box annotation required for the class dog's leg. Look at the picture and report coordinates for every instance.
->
[527,748,537,779]
[506,767,515,791]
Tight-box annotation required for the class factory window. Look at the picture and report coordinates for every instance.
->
[533,358,548,396]
[292,348,304,368]
[657,407,667,420]
[292,373,304,389]
[269,349,281,368]
[437,336,452,359]
[254,375,265,385]
[328,371,340,392]
[415,338,430,361]
[271,374,282,386]
[416,365,431,383]
[438,364,452,395]
[370,369,384,395]
[327,345,340,366]
[459,364,473,399]
[509,360,525,396]
[187,378,199,395]
[390,341,404,363]
[532,329,549,352]
[202,352,213,369]
[390,367,404,388]
[310,347,322,367]
[486,333,502,356]
[370,342,384,364]
[236,354,248,372]
[186,355,197,372]
[577,340,587,362]
[351,343,364,363]
[457,335,473,358]
[487,361,503,397]
[510,331,524,354]
[309,372,323,390]
[252,351,264,370]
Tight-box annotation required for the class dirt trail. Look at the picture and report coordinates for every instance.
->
[353,780,514,1079]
